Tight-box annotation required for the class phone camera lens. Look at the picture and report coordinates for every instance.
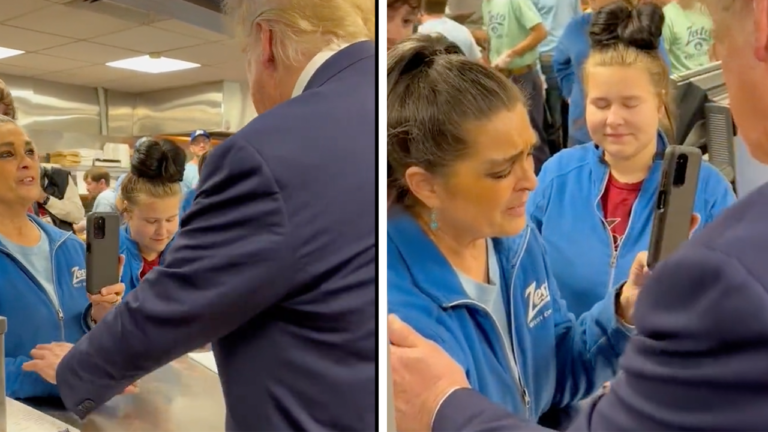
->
[94,217,105,240]
[672,154,689,187]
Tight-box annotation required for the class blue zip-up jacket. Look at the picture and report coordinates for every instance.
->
[119,225,175,295]
[527,134,735,318]
[0,217,91,399]
[554,13,672,146]
[388,209,632,420]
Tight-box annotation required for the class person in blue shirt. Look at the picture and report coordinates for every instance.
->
[180,149,209,216]
[183,130,211,191]
[387,34,639,422]
[0,116,124,399]
[530,0,582,151]
[528,1,735,319]
[117,138,185,295]
[554,0,672,147]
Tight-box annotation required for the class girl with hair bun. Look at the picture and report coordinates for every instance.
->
[388,33,640,421]
[555,0,671,147]
[118,138,186,295]
[527,1,734,321]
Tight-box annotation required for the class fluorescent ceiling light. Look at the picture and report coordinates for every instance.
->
[106,55,200,74]
[0,47,25,60]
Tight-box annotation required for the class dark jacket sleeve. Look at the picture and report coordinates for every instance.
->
[570,246,768,431]
[433,389,550,432]
[56,138,299,418]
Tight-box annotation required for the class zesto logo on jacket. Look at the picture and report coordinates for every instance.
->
[525,282,552,327]
[71,267,86,287]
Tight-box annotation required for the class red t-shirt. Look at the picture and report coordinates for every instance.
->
[601,174,643,250]
[139,256,161,280]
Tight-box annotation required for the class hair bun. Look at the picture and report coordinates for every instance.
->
[589,2,665,52]
[387,33,465,95]
[130,138,186,184]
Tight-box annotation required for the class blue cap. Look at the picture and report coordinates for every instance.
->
[190,130,210,141]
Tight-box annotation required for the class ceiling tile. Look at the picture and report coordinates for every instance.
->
[0,63,47,77]
[163,42,244,66]
[38,64,144,85]
[0,53,91,72]
[101,66,234,93]
[151,19,229,42]
[4,5,139,39]
[0,25,74,51]
[90,26,206,53]
[0,0,51,21]
[36,71,95,87]
[38,41,142,64]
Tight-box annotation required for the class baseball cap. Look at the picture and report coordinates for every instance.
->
[190,130,210,141]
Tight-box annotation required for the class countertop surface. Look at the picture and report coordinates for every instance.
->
[23,356,226,432]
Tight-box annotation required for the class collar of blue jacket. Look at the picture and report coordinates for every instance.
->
[0,216,91,399]
[527,130,735,317]
[387,208,633,420]
[119,224,175,295]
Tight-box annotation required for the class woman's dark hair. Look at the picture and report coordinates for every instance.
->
[387,33,525,206]
[119,138,186,212]
[584,0,676,143]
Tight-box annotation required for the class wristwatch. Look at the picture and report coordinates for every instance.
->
[41,195,50,206]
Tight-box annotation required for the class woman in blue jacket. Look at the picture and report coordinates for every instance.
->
[554,0,672,147]
[0,116,123,399]
[117,139,185,295]
[387,34,638,422]
[528,2,735,319]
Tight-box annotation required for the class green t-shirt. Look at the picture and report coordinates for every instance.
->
[662,3,714,75]
[483,0,543,69]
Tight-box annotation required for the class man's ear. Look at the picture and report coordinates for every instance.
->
[754,0,768,62]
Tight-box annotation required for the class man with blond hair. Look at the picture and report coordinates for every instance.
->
[42,1,376,430]
[388,1,768,431]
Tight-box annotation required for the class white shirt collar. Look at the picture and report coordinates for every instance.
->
[291,43,353,97]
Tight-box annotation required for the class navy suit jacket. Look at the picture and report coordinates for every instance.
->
[433,182,768,431]
[56,41,376,432]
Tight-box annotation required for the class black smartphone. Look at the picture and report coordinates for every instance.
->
[647,146,703,269]
[85,212,120,295]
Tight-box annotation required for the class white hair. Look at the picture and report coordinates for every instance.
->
[223,0,375,65]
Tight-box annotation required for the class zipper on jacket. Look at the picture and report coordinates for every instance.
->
[595,173,639,291]
[447,299,530,417]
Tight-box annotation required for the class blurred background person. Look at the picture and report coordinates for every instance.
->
[46,0,377,431]
[183,129,211,191]
[418,0,483,61]
[117,139,185,295]
[662,0,714,75]
[530,0,582,154]
[74,167,118,234]
[0,115,123,399]
[180,150,209,216]
[388,0,421,50]
[483,0,549,173]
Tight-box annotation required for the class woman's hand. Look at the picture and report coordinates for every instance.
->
[89,255,125,323]
[618,214,702,325]
[22,342,73,383]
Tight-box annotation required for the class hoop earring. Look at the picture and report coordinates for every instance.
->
[429,209,438,231]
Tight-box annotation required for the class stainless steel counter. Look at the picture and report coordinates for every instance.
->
[23,356,225,432]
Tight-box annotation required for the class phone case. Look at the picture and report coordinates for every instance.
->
[647,146,703,268]
[85,212,121,295]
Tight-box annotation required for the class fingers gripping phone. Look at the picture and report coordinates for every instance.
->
[85,212,120,295]
[647,146,702,269]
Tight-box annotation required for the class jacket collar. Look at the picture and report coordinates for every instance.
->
[388,208,526,306]
[303,41,374,93]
